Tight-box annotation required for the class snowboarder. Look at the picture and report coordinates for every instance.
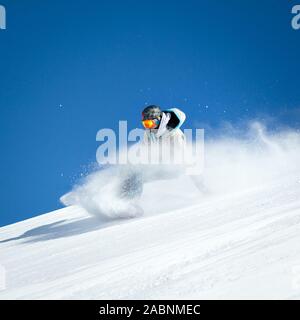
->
[119,105,203,202]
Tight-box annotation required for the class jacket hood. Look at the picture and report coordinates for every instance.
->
[164,108,186,129]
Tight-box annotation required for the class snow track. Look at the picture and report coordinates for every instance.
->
[1,174,300,299]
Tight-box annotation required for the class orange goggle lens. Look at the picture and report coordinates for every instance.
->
[142,119,159,129]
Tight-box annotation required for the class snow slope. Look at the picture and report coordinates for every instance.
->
[1,125,300,299]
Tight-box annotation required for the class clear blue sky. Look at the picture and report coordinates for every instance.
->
[0,0,299,227]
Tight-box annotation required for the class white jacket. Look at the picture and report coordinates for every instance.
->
[143,107,185,141]
[141,108,186,167]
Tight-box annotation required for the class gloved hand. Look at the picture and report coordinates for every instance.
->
[155,112,171,138]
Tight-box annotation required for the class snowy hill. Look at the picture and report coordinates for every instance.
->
[1,125,300,299]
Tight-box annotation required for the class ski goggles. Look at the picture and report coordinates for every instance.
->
[142,119,160,129]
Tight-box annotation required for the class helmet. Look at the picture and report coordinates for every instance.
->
[142,105,162,120]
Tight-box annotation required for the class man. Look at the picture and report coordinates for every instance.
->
[119,105,190,200]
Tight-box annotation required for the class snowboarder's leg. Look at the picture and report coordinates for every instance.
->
[118,169,144,200]
[114,168,144,218]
